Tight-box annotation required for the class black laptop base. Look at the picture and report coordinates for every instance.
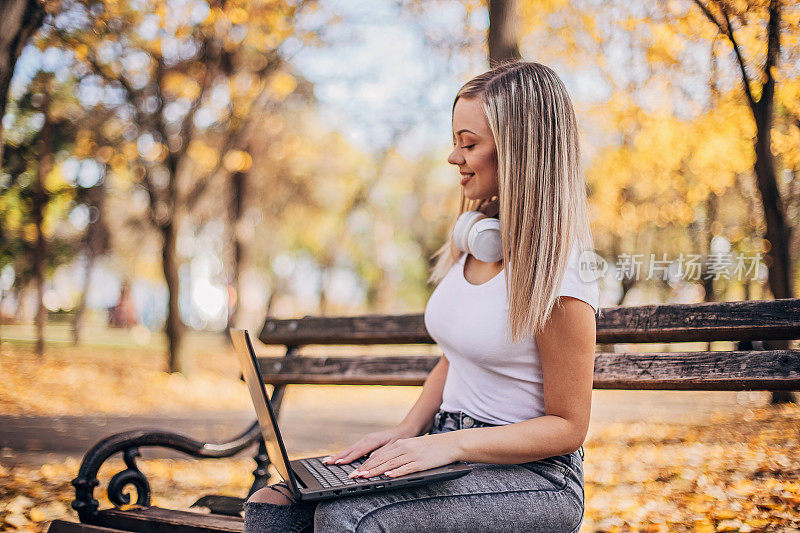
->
[291,455,473,501]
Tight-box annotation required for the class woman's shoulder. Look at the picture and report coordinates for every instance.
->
[557,242,600,313]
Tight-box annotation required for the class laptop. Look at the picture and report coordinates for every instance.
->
[230,329,472,501]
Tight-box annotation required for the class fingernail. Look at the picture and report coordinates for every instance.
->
[348,470,359,478]
[334,459,343,464]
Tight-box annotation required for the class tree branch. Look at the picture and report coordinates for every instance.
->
[718,3,757,108]
[183,49,283,211]
[140,166,163,229]
[692,0,756,109]
[51,27,146,124]
[761,0,781,109]
[171,50,211,164]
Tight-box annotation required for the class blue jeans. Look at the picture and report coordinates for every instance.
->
[243,409,585,532]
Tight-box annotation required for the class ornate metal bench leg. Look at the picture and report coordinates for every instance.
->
[249,438,271,496]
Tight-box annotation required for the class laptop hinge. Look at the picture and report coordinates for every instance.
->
[292,468,307,488]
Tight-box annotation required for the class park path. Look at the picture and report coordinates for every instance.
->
[0,389,777,465]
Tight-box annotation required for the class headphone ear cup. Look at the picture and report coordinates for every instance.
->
[453,211,485,253]
[468,217,503,263]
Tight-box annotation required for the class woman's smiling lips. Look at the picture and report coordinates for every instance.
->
[460,172,474,185]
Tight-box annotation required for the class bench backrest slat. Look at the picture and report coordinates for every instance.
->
[257,349,800,391]
[259,298,800,346]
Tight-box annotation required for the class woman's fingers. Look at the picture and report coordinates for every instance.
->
[350,453,409,478]
[323,436,386,465]
[323,444,360,464]
[351,443,407,476]
[332,447,371,465]
[322,446,353,464]
[321,428,407,465]
[324,446,364,465]
[385,461,421,477]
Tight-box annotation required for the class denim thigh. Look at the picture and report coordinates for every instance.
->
[314,409,585,533]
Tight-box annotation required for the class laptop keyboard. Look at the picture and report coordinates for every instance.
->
[299,457,392,488]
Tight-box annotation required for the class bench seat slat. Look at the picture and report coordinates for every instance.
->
[89,507,242,533]
[257,350,800,390]
[258,355,438,385]
[259,298,800,346]
[596,298,800,343]
[47,521,131,533]
[592,349,800,390]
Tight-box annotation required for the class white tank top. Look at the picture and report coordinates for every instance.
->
[423,243,600,425]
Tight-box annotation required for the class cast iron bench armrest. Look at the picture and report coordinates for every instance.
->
[71,421,261,523]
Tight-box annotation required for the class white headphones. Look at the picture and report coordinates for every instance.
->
[453,211,503,263]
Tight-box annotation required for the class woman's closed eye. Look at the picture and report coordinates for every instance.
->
[461,144,475,150]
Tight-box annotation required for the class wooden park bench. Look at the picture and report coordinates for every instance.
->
[47,298,800,532]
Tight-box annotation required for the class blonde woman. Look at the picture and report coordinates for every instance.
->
[244,60,599,533]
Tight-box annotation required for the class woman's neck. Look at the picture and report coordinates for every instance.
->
[479,197,500,218]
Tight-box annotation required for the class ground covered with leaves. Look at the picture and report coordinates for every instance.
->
[581,404,799,532]
[1,403,798,532]
[0,329,257,416]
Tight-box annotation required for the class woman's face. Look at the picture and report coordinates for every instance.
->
[447,96,499,200]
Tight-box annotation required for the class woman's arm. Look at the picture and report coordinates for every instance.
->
[350,297,595,477]
[323,355,449,465]
[452,296,595,462]
[396,355,449,436]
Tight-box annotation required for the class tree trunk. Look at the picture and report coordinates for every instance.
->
[227,170,247,330]
[0,285,5,347]
[488,0,521,67]
[318,264,331,316]
[162,218,186,374]
[71,250,96,345]
[752,104,793,301]
[32,84,52,356]
[33,164,47,357]
[702,192,719,351]
[0,0,45,167]
[265,283,277,317]
[71,183,107,344]
[702,192,717,303]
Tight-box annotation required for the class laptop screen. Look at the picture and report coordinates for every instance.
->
[230,329,299,493]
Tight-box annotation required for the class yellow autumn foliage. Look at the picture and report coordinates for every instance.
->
[268,71,298,100]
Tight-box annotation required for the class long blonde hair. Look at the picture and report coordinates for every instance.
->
[428,60,594,343]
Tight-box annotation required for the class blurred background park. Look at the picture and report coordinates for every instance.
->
[0,0,798,531]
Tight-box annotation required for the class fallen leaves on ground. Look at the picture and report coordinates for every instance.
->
[581,403,800,532]
[0,340,431,416]
[0,455,257,532]
[0,341,253,416]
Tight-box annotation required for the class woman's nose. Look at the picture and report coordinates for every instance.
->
[448,146,464,165]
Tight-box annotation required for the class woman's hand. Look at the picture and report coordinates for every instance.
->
[321,424,421,466]
[347,432,460,478]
